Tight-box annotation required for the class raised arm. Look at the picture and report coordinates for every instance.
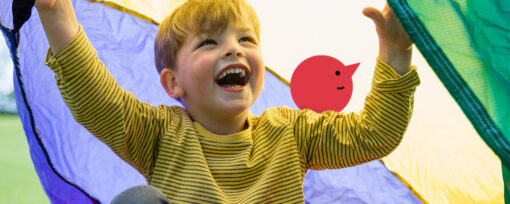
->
[363,4,413,75]
[35,0,79,54]
[35,0,167,179]
[291,4,419,169]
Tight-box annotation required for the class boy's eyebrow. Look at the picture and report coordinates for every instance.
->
[236,25,255,33]
[190,25,255,43]
[195,25,254,37]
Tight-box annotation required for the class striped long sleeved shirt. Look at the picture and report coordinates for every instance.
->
[45,26,420,203]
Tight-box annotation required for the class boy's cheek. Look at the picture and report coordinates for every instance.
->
[193,57,216,81]
[194,52,216,68]
[247,49,263,69]
[250,52,264,82]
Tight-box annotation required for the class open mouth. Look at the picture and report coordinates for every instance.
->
[216,64,250,89]
[337,86,344,90]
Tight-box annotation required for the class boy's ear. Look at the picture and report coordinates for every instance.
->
[160,68,184,98]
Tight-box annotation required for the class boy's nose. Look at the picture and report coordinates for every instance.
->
[223,45,244,58]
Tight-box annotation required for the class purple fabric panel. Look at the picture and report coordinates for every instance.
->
[14,64,98,204]
[251,71,298,115]
[14,1,156,202]
[303,161,421,204]
[0,0,13,29]
[2,19,97,204]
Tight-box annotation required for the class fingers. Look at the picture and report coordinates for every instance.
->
[383,4,399,23]
[362,7,384,28]
[35,0,56,10]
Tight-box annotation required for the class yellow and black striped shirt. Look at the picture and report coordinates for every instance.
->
[45,26,420,203]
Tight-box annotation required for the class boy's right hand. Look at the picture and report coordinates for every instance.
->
[35,0,79,54]
[35,0,56,10]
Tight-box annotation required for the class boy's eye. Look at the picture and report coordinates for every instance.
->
[239,37,256,44]
[197,39,217,48]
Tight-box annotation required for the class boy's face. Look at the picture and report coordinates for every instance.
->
[173,22,264,118]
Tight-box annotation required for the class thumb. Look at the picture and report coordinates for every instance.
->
[362,7,384,29]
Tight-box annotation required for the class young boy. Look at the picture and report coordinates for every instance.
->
[36,0,420,203]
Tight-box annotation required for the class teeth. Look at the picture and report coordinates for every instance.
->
[224,85,242,88]
[217,68,247,80]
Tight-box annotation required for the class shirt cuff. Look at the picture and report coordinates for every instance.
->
[372,58,420,92]
[43,25,92,80]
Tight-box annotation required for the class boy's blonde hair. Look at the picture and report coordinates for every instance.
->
[155,0,261,73]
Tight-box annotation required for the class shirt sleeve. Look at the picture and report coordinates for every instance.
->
[44,25,167,179]
[291,58,420,170]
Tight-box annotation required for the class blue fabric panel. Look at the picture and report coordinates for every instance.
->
[3,0,421,203]
[0,0,14,30]
[1,18,98,203]
[303,161,421,204]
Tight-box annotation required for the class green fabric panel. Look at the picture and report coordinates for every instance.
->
[467,0,510,138]
[405,0,510,148]
[386,0,510,168]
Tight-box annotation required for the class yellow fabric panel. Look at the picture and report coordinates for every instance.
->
[89,0,185,24]
[382,54,503,204]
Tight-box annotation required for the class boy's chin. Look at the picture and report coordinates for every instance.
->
[218,100,252,115]
[223,103,250,114]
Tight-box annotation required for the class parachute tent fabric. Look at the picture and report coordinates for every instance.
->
[386,0,509,202]
[1,0,421,203]
[57,0,505,203]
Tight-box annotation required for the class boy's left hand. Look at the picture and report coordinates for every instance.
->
[363,4,413,75]
[362,4,412,51]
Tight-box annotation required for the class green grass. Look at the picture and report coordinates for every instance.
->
[0,114,49,203]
